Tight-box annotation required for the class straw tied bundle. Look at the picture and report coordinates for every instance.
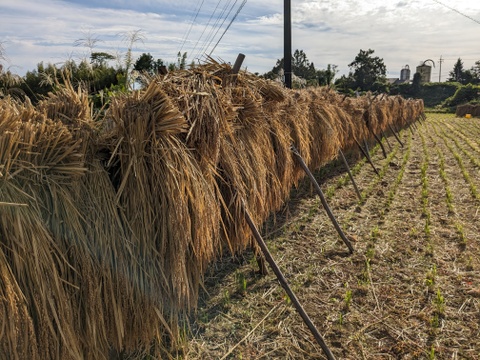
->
[0,63,424,358]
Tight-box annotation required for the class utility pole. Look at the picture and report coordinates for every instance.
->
[284,0,292,89]
[438,55,444,82]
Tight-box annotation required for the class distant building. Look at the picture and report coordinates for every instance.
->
[387,77,402,85]
[400,65,411,82]
[387,65,411,85]
[416,60,435,83]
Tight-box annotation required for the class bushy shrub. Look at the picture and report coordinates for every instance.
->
[442,83,480,108]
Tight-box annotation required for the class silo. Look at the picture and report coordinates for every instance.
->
[416,60,435,83]
[400,65,411,81]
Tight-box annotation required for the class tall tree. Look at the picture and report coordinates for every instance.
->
[411,72,422,96]
[348,49,387,92]
[448,58,469,84]
[0,42,23,99]
[317,64,338,86]
[134,53,165,75]
[262,49,321,87]
[470,60,480,84]
[90,52,115,67]
[168,52,187,71]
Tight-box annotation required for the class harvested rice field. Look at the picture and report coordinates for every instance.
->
[181,113,480,360]
[0,65,472,359]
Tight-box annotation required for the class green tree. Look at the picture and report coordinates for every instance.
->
[134,53,165,75]
[91,52,115,67]
[168,52,187,71]
[411,72,422,96]
[443,83,480,107]
[0,42,24,99]
[19,62,57,103]
[262,49,322,87]
[448,58,470,84]
[334,75,356,95]
[348,49,387,92]
[317,64,338,86]
[470,60,480,84]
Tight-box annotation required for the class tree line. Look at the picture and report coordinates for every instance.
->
[1,41,479,110]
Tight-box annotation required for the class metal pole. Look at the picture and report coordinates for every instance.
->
[243,204,337,360]
[284,0,292,89]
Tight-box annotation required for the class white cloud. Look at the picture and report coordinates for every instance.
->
[1,0,479,80]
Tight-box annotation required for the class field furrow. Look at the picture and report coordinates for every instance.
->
[182,113,480,360]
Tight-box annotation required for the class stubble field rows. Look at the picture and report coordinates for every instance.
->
[180,113,480,360]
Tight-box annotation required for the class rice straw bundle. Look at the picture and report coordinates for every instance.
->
[100,81,221,353]
[216,83,276,252]
[281,91,312,184]
[0,249,39,360]
[0,61,427,359]
[305,90,342,170]
[153,68,235,175]
[373,99,389,133]
[0,98,87,359]
[36,80,94,127]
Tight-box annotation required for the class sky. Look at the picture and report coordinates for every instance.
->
[1,0,479,81]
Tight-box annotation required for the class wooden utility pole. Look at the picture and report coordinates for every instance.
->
[438,55,444,82]
[284,0,292,89]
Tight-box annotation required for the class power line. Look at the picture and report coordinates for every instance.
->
[190,0,224,60]
[209,0,247,56]
[431,0,480,25]
[178,0,206,55]
[197,0,238,61]
[193,0,233,61]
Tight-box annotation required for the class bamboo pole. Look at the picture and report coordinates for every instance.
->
[338,148,362,201]
[388,123,404,148]
[243,203,337,360]
[381,129,393,151]
[291,146,354,253]
[355,139,379,175]
[408,124,415,135]
[372,131,388,159]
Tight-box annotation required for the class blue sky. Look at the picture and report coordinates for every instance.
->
[1,0,479,81]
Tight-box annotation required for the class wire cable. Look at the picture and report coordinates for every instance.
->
[178,0,206,56]
[199,0,238,60]
[190,0,223,61]
[208,0,247,56]
[431,0,480,25]
[194,0,234,61]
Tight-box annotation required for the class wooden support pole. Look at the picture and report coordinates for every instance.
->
[243,204,337,360]
[365,98,387,158]
[372,131,388,159]
[381,129,393,151]
[292,146,354,253]
[232,53,245,74]
[363,138,371,158]
[229,53,245,86]
[387,123,404,148]
[339,148,362,201]
[355,139,379,175]
[408,124,415,135]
